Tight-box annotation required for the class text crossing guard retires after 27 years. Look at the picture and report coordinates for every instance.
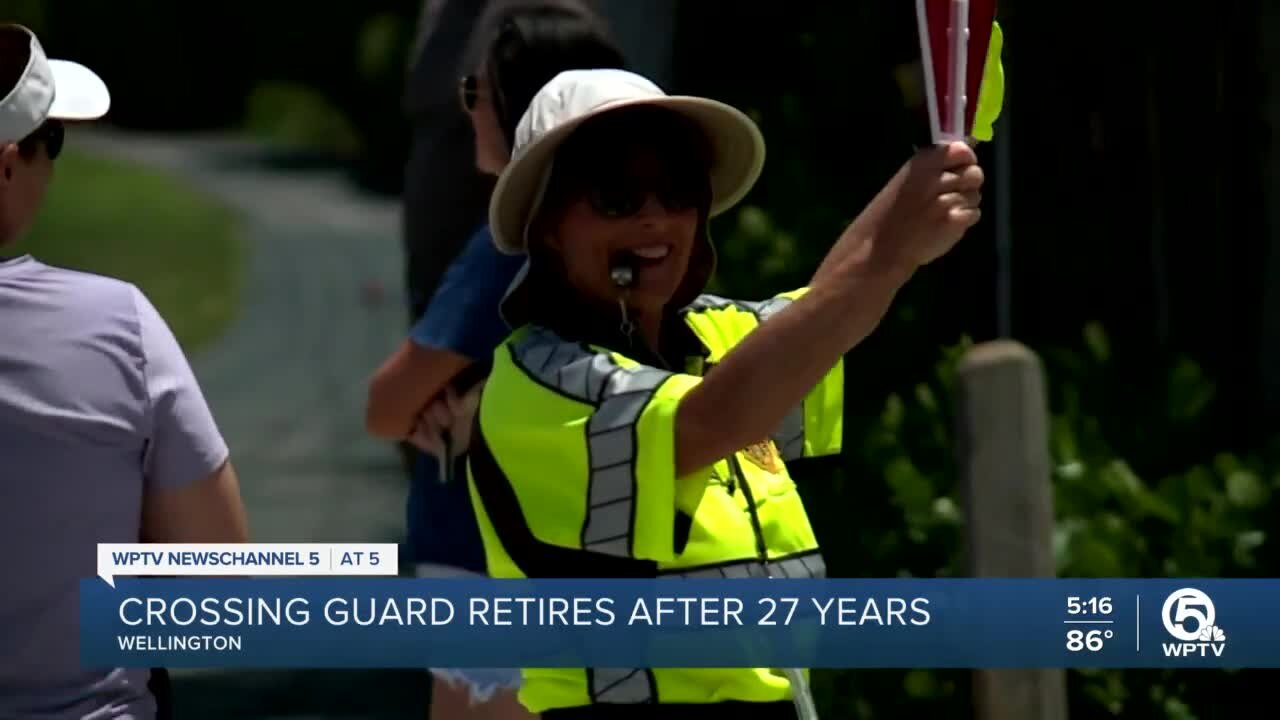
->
[118,594,933,628]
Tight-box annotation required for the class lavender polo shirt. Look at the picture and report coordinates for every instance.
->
[0,255,229,719]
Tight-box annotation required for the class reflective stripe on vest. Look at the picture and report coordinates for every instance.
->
[588,668,658,704]
[683,295,805,461]
[578,551,826,705]
[661,549,826,580]
[468,419,659,578]
[512,328,675,557]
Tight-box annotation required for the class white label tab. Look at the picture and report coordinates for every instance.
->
[96,543,399,587]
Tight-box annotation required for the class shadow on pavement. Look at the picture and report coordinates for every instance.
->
[171,669,428,719]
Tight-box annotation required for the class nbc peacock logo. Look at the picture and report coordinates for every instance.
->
[1161,588,1226,658]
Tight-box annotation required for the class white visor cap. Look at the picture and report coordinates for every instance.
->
[0,24,110,144]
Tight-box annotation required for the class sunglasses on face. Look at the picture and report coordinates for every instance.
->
[19,120,64,160]
[458,74,483,113]
[580,172,709,219]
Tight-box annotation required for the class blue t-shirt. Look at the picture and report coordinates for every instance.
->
[404,224,525,571]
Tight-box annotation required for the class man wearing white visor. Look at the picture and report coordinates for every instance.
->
[0,23,109,195]
[0,24,249,720]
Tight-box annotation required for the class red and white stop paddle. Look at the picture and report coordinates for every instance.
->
[917,0,997,143]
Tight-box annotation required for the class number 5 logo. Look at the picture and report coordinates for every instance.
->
[1161,588,1216,642]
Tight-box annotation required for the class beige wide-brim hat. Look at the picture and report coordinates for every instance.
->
[489,68,766,256]
[0,24,111,144]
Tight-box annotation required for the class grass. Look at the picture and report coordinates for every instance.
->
[15,147,244,352]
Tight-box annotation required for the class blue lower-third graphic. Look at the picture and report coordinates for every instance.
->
[78,578,1280,669]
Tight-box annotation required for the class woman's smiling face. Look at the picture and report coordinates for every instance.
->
[535,107,712,315]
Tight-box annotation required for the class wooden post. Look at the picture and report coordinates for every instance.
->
[955,340,1067,720]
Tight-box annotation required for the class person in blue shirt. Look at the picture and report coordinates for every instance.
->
[365,3,626,718]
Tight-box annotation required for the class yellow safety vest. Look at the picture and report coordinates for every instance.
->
[467,288,844,713]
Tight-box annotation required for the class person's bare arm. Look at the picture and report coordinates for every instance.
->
[676,142,983,475]
[142,459,249,543]
[675,244,911,475]
[130,284,249,542]
[365,340,472,439]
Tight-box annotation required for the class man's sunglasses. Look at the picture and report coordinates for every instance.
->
[19,120,64,160]
[458,75,482,112]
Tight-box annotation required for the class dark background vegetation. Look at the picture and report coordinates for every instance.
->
[12,0,1280,716]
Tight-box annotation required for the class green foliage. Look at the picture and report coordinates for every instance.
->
[781,318,1275,719]
[243,83,362,158]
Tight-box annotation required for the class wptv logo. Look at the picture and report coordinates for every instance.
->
[1161,588,1227,658]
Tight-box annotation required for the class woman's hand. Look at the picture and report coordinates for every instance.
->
[364,342,471,440]
[407,386,454,457]
[407,382,486,461]
[876,141,985,268]
[811,141,984,288]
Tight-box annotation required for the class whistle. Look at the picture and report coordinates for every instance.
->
[610,263,634,289]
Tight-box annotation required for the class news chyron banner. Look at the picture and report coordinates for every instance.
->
[85,545,1271,668]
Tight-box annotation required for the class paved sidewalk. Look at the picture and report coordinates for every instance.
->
[73,130,427,718]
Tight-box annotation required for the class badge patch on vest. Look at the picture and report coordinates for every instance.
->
[742,439,782,474]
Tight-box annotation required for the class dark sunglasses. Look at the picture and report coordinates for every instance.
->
[20,120,65,160]
[583,174,709,219]
[458,74,482,112]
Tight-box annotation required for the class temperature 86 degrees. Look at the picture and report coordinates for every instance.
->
[1066,628,1113,652]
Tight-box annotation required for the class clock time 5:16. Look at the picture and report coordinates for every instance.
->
[1067,596,1112,615]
